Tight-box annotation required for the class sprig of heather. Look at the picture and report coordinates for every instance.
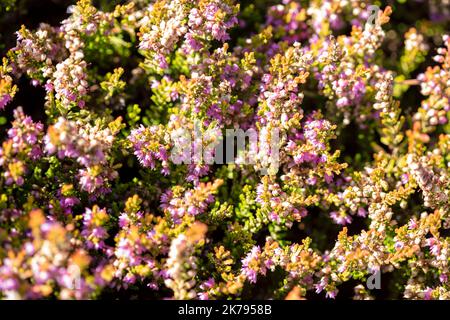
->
[0,108,44,186]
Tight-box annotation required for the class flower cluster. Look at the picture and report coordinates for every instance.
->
[139,0,239,69]
[0,107,43,186]
[44,116,118,193]
[0,59,17,110]
[0,209,100,299]
[416,35,450,130]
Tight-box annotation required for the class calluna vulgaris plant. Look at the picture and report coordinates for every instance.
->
[0,0,449,300]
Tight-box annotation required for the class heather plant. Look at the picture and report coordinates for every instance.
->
[0,0,449,300]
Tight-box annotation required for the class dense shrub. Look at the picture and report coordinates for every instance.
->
[0,0,449,300]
